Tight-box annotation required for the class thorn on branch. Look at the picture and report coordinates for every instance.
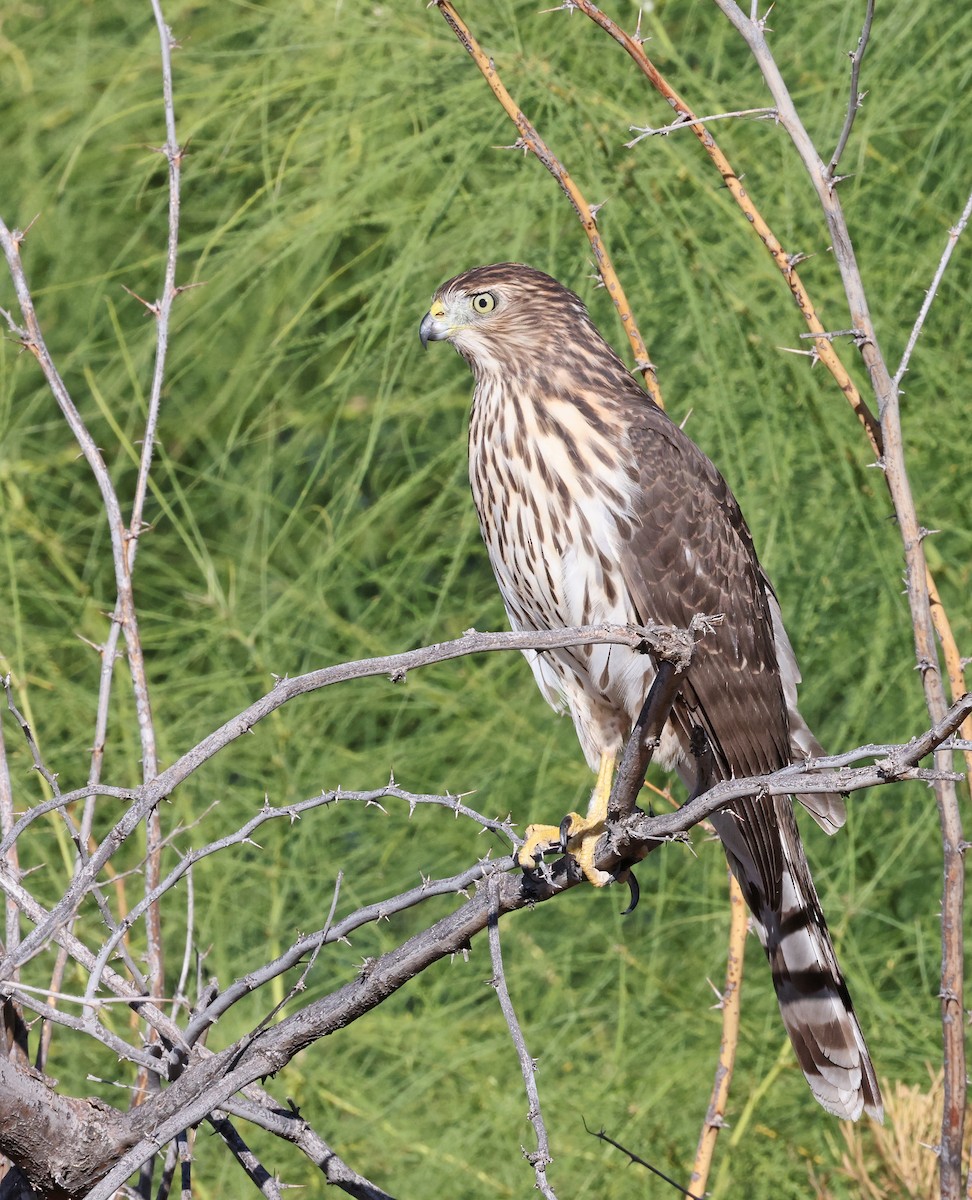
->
[121,283,161,316]
[496,137,531,156]
[756,4,775,33]
[12,214,41,244]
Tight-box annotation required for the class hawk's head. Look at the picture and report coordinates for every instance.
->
[419,262,594,378]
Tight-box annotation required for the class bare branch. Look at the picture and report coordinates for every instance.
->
[572,0,884,456]
[218,1093,397,1200]
[689,873,746,1196]
[710,9,968,1189]
[0,620,695,985]
[486,883,558,1200]
[434,0,662,402]
[826,0,875,179]
[627,106,777,143]
[84,866,531,1200]
[0,216,158,806]
[0,983,161,1072]
[620,690,972,850]
[207,1114,283,1200]
[0,699,21,985]
[1,678,61,798]
[180,856,503,1053]
[894,186,972,388]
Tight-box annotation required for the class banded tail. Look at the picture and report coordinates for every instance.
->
[712,798,883,1122]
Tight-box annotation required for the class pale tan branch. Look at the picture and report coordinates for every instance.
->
[434,0,662,404]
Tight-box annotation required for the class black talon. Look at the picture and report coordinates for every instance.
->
[620,869,640,915]
[558,814,574,854]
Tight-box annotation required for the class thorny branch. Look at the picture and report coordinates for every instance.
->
[68,680,972,1200]
[434,0,663,404]
[707,8,968,1193]
[0,620,693,987]
[487,883,559,1200]
[895,186,972,390]
[826,0,875,180]
[571,0,885,456]
[2,653,968,1196]
[689,872,746,1198]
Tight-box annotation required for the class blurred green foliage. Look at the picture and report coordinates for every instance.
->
[1,0,969,1196]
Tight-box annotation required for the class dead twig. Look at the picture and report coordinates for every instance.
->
[487,882,559,1200]
[689,872,746,1196]
[826,0,875,180]
[570,0,883,455]
[434,0,662,403]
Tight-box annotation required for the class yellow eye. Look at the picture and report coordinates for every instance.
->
[471,291,496,314]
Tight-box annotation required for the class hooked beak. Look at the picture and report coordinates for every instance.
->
[419,300,448,350]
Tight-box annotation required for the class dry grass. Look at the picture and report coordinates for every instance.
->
[812,1068,972,1199]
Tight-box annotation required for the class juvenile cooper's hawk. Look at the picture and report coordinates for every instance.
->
[419,263,881,1122]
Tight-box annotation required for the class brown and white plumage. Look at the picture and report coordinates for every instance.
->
[419,263,881,1122]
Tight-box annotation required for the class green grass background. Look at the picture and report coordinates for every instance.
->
[1,0,970,1195]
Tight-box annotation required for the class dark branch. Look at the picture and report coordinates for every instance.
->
[826,0,875,181]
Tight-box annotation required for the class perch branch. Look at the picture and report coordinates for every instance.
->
[69,692,972,1198]
[180,855,506,1054]
[0,620,696,983]
[3,685,965,1197]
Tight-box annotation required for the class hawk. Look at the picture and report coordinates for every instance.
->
[419,263,881,1122]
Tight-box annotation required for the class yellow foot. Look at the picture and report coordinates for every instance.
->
[517,751,618,887]
[517,811,614,887]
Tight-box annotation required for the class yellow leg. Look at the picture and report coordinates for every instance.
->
[517,751,616,886]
